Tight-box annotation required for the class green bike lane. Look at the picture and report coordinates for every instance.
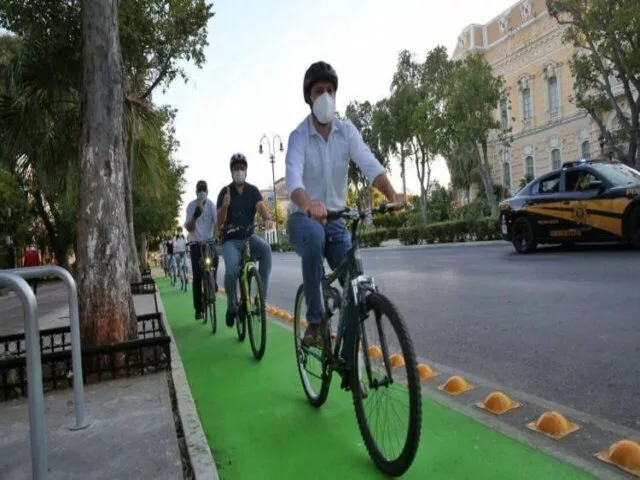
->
[157,278,591,480]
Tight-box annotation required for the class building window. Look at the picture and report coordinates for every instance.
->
[548,76,559,112]
[522,88,532,120]
[500,98,509,130]
[581,141,591,160]
[503,160,511,193]
[551,148,561,169]
[525,156,534,178]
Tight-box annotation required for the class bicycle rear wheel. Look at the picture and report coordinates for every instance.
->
[351,292,422,477]
[246,266,266,360]
[235,276,246,342]
[293,285,331,407]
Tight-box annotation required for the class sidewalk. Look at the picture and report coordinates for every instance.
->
[158,278,594,480]
[0,293,186,479]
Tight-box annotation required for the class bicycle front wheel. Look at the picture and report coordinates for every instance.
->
[351,292,422,477]
[246,266,266,360]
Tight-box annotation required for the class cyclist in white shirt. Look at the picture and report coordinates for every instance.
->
[285,61,402,388]
[174,226,188,291]
[184,180,219,320]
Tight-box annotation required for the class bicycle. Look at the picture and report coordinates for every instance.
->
[224,224,267,360]
[196,240,218,333]
[168,254,177,287]
[175,251,189,292]
[292,203,422,477]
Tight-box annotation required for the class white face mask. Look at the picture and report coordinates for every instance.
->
[232,170,246,185]
[197,191,207,203]
[312,92,336,124]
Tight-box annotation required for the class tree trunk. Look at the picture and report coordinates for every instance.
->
[125,124,142,283]
[77,0,137,347]
[400,150,407,200]
[137,233,148,270]
[478,141,498,216]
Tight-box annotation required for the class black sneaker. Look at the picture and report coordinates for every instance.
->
[302,323,322,347]
[225,309,236,327]
[195,310,203,320]
[340,368,369,398]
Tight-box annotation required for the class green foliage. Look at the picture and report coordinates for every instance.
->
[119,0,214,96]
[344,100,388,208]
[398,217,500,245]
[358,228,388,248]
[132,108,187,239]
[0,166,31,241]
[378,46,453,223]
[445,53,508,216]
[0,0,211,264]
[547,0,640,167]
[427,181,455,223]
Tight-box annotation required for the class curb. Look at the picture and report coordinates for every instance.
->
[155,289,220,480]
[375,240,504,250]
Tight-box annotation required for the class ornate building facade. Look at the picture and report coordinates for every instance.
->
[452,0,614,197]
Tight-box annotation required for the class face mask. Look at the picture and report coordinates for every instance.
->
[232,170,246,185]
[312,92,336,124]
[197,191,207,203]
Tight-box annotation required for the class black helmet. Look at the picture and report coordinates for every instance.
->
[230,153,247,169]
[303,61,338,104]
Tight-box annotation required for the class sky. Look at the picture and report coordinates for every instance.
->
[156,0,520,223]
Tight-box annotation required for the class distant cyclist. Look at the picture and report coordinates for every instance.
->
[174,226,188,291]
[184,180,219,320]
[216,153,274,327]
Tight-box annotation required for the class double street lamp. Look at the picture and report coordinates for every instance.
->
[259,134,284,244]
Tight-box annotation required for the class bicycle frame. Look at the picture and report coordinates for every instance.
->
[315,205,401,387]
[225,225,258,311]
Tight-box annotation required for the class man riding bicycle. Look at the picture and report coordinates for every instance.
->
[164,236,175,275]
[285,61,402,382]
[185,180,219,320]
[174,226,188,289]
[216,153,274,328]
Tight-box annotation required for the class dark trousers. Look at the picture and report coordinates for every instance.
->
[288,213,357,368]
[190,242,219,313]
[27,279,38,295]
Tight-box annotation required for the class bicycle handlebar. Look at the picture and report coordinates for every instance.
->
[320,202,408,222]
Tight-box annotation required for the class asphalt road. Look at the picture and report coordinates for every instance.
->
[219,241,640,432]
[2,242,638,433]
[0,281,69,336]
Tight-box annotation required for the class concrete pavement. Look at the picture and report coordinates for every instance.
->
[0,285,217,479]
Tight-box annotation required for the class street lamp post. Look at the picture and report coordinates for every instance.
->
[259,134,284,244]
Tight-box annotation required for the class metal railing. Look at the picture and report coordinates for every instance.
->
[0,271,48,479]
[6,265,90,431]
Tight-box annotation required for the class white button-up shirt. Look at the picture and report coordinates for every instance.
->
[285,115,386,214]
[184,198,217,243]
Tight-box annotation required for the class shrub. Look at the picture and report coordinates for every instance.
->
[398,217,500,245]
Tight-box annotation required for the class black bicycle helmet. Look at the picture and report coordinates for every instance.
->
[303,61,338,104]
[229,153,247,169]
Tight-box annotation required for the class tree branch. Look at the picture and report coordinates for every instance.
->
[141,56,172,100]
